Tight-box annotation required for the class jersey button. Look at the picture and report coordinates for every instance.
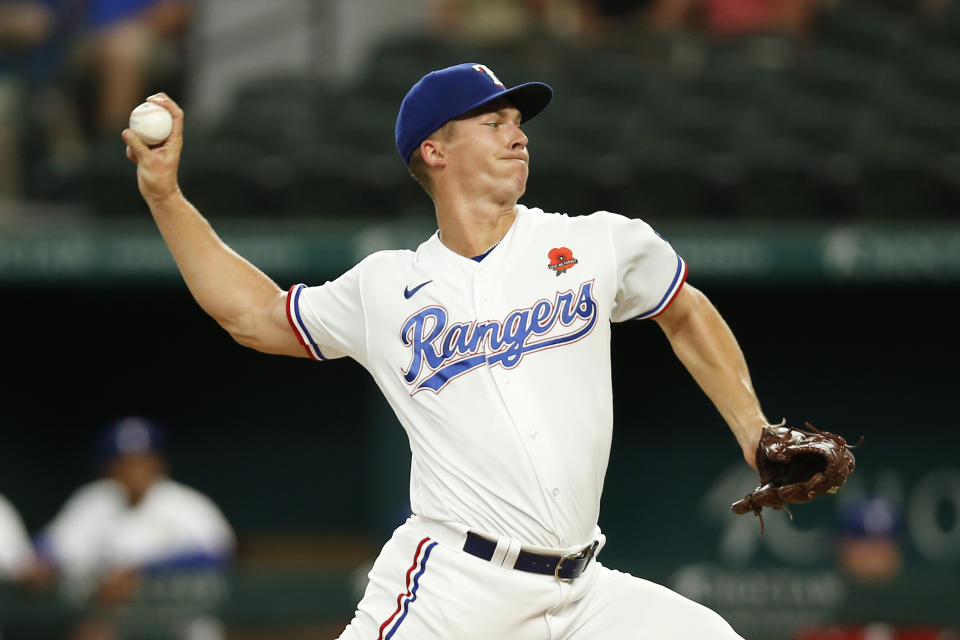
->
[552,488,560,498]
[530,430,538,439]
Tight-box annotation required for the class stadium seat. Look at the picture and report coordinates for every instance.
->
[182,15,959,222]
[907,44,960,102]
[792,46,897,103]
[211,105,323,159]
[288,145,413,219]
[625,136,735,218]
[734,132,842,219]
[321,92,399,156]
[522,138,600,215]
[854,130,958,218]
[763,91,866,154]
[178,138,302,216]
[815,1,919,59]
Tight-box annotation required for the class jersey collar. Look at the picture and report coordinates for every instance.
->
[418,205,528,268]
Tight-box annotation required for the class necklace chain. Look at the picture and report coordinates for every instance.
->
[482,238,502,255]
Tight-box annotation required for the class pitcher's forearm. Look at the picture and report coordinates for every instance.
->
[147,189,283,335]
[661,287,767,465]
[677,316,763,442]
[122,94,300,355]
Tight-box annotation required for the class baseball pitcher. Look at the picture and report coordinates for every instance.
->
[123,63,854,639]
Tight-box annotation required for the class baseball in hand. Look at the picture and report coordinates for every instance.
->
[129,101,172,146]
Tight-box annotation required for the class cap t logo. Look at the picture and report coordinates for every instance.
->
[548,247,578,276]
[472,64,504,88]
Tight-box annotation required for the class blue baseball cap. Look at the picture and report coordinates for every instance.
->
[839,497,902,538]
[396,62,553,164]
[96,416,165,462]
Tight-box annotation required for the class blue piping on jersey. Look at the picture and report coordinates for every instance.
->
[293,284,328,360]
[632,255,686,320]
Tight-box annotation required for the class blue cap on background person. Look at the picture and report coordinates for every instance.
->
[96,416,165,462]
[395,62,553,164]
[836,496,904,583]
[838,496,903,538]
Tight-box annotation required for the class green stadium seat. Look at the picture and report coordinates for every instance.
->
[792,46,897,103]
[815,1,919,59]
[763,91,867,154]
[734,131,842,218]
[178,139,300,216]
[881,92,960,150]
[231,75,330,112]
[544,95,654,153]
[366,34,467,76]
[625,136,735,218]
[522,138,599,215]
[321,92,399,156]
[186,19,960,222]
[74,142,147,216]
[907,44,960,102]
[210,101,324,155]
[849,135,955,218]
[919,0,960,46]
[288,145,412,218]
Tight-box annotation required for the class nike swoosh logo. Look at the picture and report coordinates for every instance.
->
[404,280,433,299]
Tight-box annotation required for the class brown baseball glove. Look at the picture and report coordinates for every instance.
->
[731,421,861,533]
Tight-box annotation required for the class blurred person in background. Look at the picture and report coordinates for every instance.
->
[644,0,818,36]
[28,416,234,640]
[835,496,904,584]
[1,0,195,204]
[576,0,657,37]
[75,0,196,136]
[0,1,55,49]
[0,493,35,640]
[0,0,62,198]
[790,498,952,640]
[427,0,583,42]
[554,0,816,42]
[430,0,690,43]
[0,492,35,581]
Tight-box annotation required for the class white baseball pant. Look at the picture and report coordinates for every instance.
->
[336,515,744,640]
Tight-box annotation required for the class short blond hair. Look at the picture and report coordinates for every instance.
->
[407,121,454,198]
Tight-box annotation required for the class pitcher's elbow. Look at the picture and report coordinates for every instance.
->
[214,314,258,350]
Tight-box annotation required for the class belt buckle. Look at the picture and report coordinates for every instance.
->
[553,541,598,582]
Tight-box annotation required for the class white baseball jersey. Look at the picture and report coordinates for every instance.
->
[0,493,34,579]
[287,205,686,549]
[37,478,234,578]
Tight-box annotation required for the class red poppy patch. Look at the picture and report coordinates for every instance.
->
[547,247,578,276]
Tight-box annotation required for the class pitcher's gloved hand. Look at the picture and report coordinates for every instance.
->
[732,421,861,533]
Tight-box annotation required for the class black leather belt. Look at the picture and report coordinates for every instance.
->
[463,532,599,581]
